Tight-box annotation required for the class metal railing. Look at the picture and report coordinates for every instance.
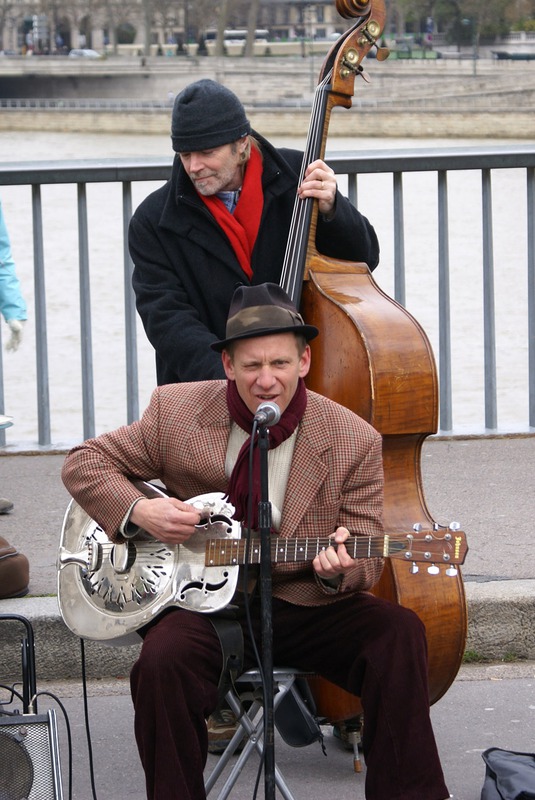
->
[0,143,534,449]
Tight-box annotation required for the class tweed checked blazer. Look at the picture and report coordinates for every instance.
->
[62,381,385,607]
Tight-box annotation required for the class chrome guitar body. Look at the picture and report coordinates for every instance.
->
[57,484,241,646]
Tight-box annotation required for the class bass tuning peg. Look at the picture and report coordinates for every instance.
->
[373,43,390,61]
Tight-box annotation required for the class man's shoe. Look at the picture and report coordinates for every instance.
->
[0,498,14,514]
[207,708,241,755]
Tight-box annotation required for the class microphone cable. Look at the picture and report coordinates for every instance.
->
[79,637,99,800]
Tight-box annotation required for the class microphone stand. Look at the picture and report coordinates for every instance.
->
[256,420,276,800]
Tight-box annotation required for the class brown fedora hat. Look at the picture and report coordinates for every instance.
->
[211,283,319,352]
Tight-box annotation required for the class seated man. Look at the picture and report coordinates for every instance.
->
[62,283,449,800]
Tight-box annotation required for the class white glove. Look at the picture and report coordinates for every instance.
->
[5,319,25,352]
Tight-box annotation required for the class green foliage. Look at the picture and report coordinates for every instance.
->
[391,0,526,38]
[516,19,535,31]
[463,650,527,664]
[501,651,526,663]
[116,22,136,45]
[463,649,489,663]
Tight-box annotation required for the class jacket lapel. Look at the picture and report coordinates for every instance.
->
[186,393,231,489]
[279,396,331,537]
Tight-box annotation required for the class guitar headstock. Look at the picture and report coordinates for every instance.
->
[388,524,468,576]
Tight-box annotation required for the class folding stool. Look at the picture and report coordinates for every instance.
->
[204,667,313,800]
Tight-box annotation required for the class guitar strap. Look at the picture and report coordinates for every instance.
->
[209,613,244,706]
[137,608,243,707]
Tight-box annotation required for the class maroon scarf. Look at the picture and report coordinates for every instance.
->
[226,378,308,528]
[199,146,264,279]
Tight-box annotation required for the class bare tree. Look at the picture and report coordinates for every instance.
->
[0,0,18,52]
[214,0,232,57]
[461,0,511,40]
[244,0,260,57]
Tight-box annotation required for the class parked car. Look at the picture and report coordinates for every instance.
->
[68,49,102,59]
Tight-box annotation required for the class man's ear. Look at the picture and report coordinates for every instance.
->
[221,349,234,380]
[298,344,312,378]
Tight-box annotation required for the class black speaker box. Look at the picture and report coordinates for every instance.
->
[0,709,63,799]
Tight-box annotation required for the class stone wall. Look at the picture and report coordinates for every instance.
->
[0,106,532,139]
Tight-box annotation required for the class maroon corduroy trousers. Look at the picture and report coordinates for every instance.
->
[130,592,449,800]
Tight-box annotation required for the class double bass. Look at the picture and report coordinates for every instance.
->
[280,0,467,731]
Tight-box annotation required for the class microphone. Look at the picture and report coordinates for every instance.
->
[253,401,281,426]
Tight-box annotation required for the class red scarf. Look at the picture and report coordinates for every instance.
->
[226,378,308,529]
[199,146,264,279]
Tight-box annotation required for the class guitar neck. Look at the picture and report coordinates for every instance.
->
[205,527,467,568]
[205,534,388,567]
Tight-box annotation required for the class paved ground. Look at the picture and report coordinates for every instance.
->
[3,661,533,800]
[0,437,534,798]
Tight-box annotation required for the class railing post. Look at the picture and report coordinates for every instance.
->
[77,183,95,441]
[481,168,497,431]
[347,172,358,209]
[393,171,405,306]
[31,185,51,447]
[122,181,139,424]
[528,166,535,429]
[438,170,453,433]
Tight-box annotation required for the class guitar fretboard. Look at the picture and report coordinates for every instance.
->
[205,535,400,567]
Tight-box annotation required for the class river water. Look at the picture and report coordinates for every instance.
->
[0,130,533,444]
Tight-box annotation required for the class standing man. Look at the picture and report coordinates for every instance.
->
[62,283,450,800]
[129,78,379,385]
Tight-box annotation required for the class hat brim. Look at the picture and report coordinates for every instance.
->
[210,324,319,353]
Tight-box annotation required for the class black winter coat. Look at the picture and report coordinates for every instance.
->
[129,132,380,386]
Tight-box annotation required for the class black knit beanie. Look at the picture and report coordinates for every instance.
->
[171,79,251,153]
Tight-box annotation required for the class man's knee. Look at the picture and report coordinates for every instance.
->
[136,609,221,680]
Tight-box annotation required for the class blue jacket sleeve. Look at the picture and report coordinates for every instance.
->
[0,200,27,322]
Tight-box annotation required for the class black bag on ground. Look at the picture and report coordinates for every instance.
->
[481,748,535,799]
[274,677,324,750]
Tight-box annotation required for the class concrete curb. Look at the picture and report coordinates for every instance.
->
[1,580,534,681]
[0,596,140,681]
[463,579,535,661]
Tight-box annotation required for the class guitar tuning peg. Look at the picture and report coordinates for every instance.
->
[409,563,419,574]
[412,523,422,532]
[448,521,461,531]
[446,566,458,577]
[427,564,440,575]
